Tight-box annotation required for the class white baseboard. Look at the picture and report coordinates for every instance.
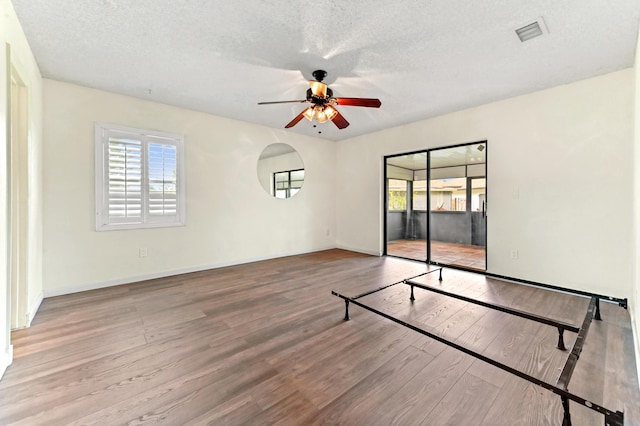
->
[44,246,338,297]
[336,244,381,257]
[0,345,13,380]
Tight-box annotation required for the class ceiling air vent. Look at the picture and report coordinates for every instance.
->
[515,18,547,42]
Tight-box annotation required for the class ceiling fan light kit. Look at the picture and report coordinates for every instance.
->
[258,70,381,130]
[304,104,337,123]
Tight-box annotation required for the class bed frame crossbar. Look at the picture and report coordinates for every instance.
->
[404,279,581,350]
[331,269,624,425]
[350,269,443,301]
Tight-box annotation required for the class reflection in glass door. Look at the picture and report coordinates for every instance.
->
[385,152,428,261]
[429,144,486,270]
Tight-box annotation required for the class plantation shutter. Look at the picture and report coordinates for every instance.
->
[107,133,143,224]
[96,123,184,230]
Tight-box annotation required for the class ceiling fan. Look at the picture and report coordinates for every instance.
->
[258,70,381,130]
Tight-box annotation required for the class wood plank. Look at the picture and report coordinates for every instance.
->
[426,372,500,425]
[182,393,262,426]
[310,345,435,424]
[358,346,476,424]
[481,378,562,426]
[67,359,277,426]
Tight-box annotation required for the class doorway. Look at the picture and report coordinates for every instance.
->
[384,142,487,271]
[9,63,29,330]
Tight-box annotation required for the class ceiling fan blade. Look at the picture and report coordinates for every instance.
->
[331,110,350,129]
[335,97,381,108]
[258,100,307,105]
[284,108,308,128]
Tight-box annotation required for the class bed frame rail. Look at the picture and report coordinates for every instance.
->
[331,269,624,425]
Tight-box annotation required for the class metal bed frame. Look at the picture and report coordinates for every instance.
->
[331,268,625,426]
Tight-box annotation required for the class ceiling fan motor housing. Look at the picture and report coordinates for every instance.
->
[312,69,327,82]
[306,87,333,105]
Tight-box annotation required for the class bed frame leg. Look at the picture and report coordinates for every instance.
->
[595,298,602,321]
[561,396,571,426]
[438,268,443,281]
[557,328,566,351]
[343,300,350,321]
[410,285,415,301]
[604,410,624,426]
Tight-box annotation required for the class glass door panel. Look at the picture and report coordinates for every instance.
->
[385,153,427,261]
[429,144,486,270]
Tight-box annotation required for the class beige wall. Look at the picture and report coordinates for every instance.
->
[336,69,635,299]
[42,79,335,296]
[633,23,640,379]
[0,0,44,377]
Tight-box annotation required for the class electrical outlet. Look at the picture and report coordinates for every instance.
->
[139,247,148,257]
[510,249,519,260]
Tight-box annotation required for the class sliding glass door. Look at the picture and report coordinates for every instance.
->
[385,142,487,271]
[385,152,427,261]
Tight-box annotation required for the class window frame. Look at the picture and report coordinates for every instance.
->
[95,122,186,231]
[273,168,304,199]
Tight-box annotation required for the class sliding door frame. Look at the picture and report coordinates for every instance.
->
[383,140,488,272]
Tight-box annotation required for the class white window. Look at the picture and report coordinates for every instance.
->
[95,123,185,231]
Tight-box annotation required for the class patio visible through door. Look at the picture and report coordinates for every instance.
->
[385,142,486,271]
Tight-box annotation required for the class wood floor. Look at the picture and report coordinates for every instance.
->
[1,249,638,425]
[388,239,486,270]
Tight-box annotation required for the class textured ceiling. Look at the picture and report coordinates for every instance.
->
[11,0,640,141]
